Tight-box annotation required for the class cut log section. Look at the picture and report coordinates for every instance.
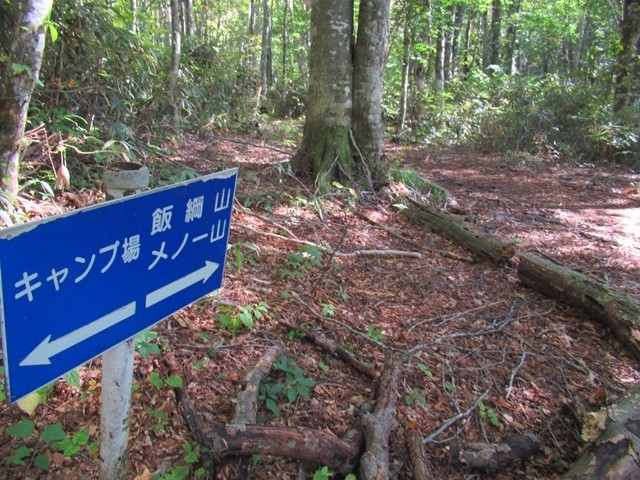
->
[518,252,640,361]
[564,384,640,479]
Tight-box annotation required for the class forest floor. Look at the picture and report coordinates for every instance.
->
[1,125,640,480]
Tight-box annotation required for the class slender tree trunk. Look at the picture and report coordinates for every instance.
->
[352,0,391,183]
[395,2,413,136]
[434,27,445,92]
[183,0,193,37]
[281,0,288,117]
[450,3,463,79]
[130,0,137,33]
[0,0,53,199]
[291,0,354,190]
[503,0,520,74]
[168,0,182,129]
[260,0,272,97]
[614,0,640,118]
[489,0,502,69]
[249,0,257,35]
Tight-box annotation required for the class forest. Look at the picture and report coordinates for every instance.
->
[0,0,639,479]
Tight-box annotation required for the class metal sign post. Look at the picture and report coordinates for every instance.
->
[99,162,148,480]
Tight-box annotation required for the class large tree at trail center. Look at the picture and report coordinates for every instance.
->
[0,0,53,199]
[292,0,391,190]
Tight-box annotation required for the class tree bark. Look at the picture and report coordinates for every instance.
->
[0,0,53,199]
[352,0,391,183]
[291,0,354,190]
[517,253,640,362]
[564,384,640,479]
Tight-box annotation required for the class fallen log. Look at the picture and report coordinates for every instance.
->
[564,384,640,479]
[517,252,640,361]
[359,352,403,480]
[406,198,515,264]
[206,423,362,474]
[450,435,539,471]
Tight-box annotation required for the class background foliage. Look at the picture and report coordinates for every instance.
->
[3,0,639,173]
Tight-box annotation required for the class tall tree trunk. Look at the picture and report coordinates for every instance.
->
[614,0,640,118]
[489,0,502,69]
[168,0,182,129]
[450,3,463,79]
[130,0,137,33]
[281,0,289,117]
[395,2,413,136]
[434,26,445,92]
[352,0,391,183]
[260,0,272,97]
[503,0,520,74]
[0,0,53,199]
[249,0,257,35]
[183,0,193,37]
[291,0,354,191]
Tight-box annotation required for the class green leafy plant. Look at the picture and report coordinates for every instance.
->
[405,388,427,407]
[217,302,269,337]
[148,408,169,431]
[259,355,316,417]
[4,420,94,471]
[477,400,501,428]
[279,245,324,278]
[135,329,162,358]
[417,363,434,379]
[228,242,260,272]
[149,371,184,389]
[367,324,385,342]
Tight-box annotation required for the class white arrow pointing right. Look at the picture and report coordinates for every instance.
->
[145,260,219,308]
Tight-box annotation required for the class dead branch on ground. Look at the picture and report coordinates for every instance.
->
[359,352,403,480]
[279,318,376,379]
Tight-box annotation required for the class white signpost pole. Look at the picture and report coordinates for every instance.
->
[99,163,150,480]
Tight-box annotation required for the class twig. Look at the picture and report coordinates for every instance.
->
[423,389,491,444]
[506,342,527,399]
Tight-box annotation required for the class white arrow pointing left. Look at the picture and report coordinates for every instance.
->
[19,301,137,366]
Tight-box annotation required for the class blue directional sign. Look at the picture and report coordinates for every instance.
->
[0,168,238,402]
